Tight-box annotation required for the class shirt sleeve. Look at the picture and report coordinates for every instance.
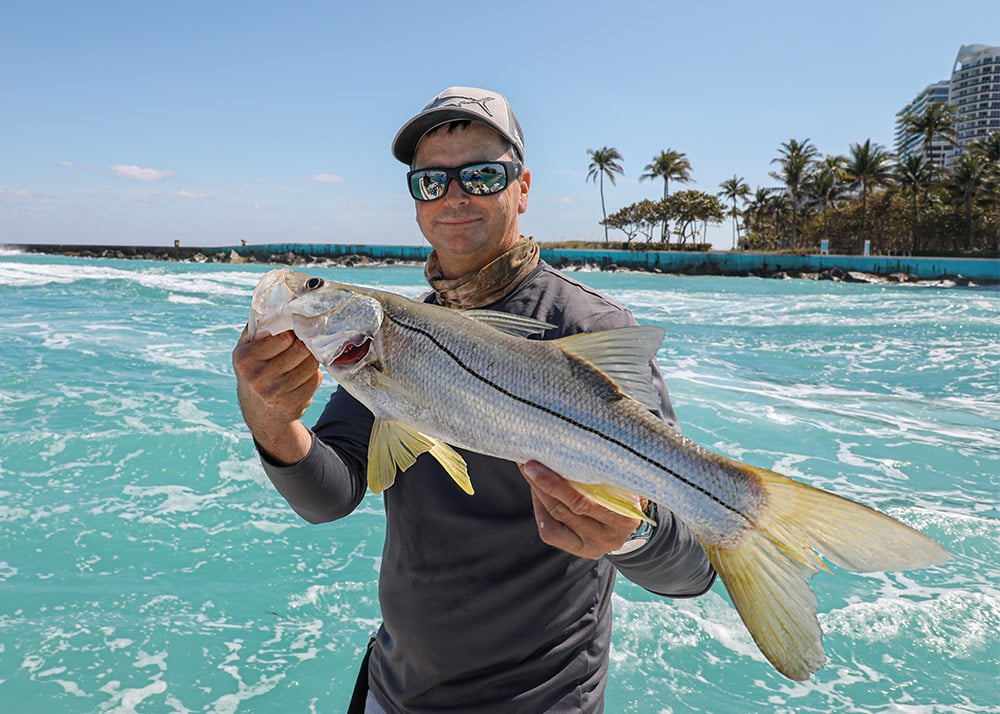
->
[257,386,373,524]
[607,506,717,596]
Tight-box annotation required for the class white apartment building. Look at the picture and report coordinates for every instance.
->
[894,81,951,166]
[946,43,1000,166]
[895,43,1000,168]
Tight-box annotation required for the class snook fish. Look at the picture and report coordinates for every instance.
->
[247,268,949,681]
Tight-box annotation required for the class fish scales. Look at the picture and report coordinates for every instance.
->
[373,297,764,542]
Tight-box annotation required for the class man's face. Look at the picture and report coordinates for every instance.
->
[412,122,530,279]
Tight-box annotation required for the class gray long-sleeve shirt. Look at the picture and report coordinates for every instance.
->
[261,262,715,713]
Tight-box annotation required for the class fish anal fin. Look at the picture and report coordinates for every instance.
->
[428,440,474,495]
[367,419,472,495]
[568,480,654,524]
[706,462,951,680]
[554,327,665,411]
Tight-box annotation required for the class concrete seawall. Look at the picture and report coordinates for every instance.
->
[538,248,1000,282]
[11,242,1000,283]
[218,243,1000,282]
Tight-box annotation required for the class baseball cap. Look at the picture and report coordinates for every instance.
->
[392,86,525,165]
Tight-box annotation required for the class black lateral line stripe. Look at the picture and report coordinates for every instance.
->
[394,317,751,522]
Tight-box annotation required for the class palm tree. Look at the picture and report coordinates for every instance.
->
[946,151,991,250]
[900,102,959,167]
[805,154,848,248]
[717,175,751,249]
[894,154,937,252]
[769,138,818,250]
[586,147,625,243]
[844,139,895,252]
[743,187,793,250]
[640,149,692,240]
[743,187,774,246]
[765,192,792,250]
[970,130,1000,230]
[972,129,1000,163]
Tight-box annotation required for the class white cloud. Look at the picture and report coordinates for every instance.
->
[0,188,33,198]
[55,160,87,170]
[171,190,209,200]
[111,164,175,182]
[303,173,344,183]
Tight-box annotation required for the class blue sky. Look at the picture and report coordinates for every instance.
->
[2,0,998,250]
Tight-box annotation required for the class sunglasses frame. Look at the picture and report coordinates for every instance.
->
[406,161,523,202]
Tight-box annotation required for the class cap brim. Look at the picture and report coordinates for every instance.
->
[394,107,497,165]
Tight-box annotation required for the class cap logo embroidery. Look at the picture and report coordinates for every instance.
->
[438,95,496,117]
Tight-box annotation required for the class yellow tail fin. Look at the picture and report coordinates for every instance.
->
[703,464,950,681]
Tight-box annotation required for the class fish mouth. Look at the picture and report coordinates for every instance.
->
[331,335,373,365]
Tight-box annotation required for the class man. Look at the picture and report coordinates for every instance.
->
[233,86,715,713]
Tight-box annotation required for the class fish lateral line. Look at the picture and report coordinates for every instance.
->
[390,314,754,524]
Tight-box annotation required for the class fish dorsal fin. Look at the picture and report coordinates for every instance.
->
[463,310,555,338]
[569,480,656,524]
[368,418,473,495]
[554,326,665,411]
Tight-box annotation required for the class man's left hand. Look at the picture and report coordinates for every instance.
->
[520,461,641,559]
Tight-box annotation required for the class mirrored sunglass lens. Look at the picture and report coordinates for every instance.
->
[459,163,507,195]
[411,170,448,200]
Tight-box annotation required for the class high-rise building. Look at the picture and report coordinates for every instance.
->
[946,44,1000,166]
[894,81,951,166]
[894,43,999,168]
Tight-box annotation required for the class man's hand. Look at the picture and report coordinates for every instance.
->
[520,461,641,559]
[232,326,323,465]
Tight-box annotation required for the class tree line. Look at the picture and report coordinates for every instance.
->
[586,103,999,255]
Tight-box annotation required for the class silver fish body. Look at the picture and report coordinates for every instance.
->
[248,268,949,681]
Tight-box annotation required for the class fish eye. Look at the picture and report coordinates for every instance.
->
[305,277,325,290]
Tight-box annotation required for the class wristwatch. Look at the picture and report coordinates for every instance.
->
[609,501,658,556]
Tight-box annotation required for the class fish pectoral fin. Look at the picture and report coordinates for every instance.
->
[367,419,473,495]
[568,481,654,524]
[553,327,666,412]
[705,463,951,681]
[463,309,555,338]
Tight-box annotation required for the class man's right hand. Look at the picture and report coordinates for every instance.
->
[232,326,324,465]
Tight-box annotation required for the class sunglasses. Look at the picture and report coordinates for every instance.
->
[407,161,523,201]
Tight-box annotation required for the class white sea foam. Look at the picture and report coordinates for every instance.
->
[137,342,227,374]
[0,260,261,304]
[241,517,287,534]
[217,454,273,487]
[52,679,87,697]
[823,587,999,657]
[0,561,18,581]
[97,676,168,713]
[208,673,285,714]
[611,590,763,668]
[0,505,31,523]
[133,649,168,671]
[168,293,214,305]
[122,484,221,516]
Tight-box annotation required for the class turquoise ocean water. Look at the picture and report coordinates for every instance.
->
[1,251,997,713]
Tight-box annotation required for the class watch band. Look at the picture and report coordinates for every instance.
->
[609,501,658,556]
